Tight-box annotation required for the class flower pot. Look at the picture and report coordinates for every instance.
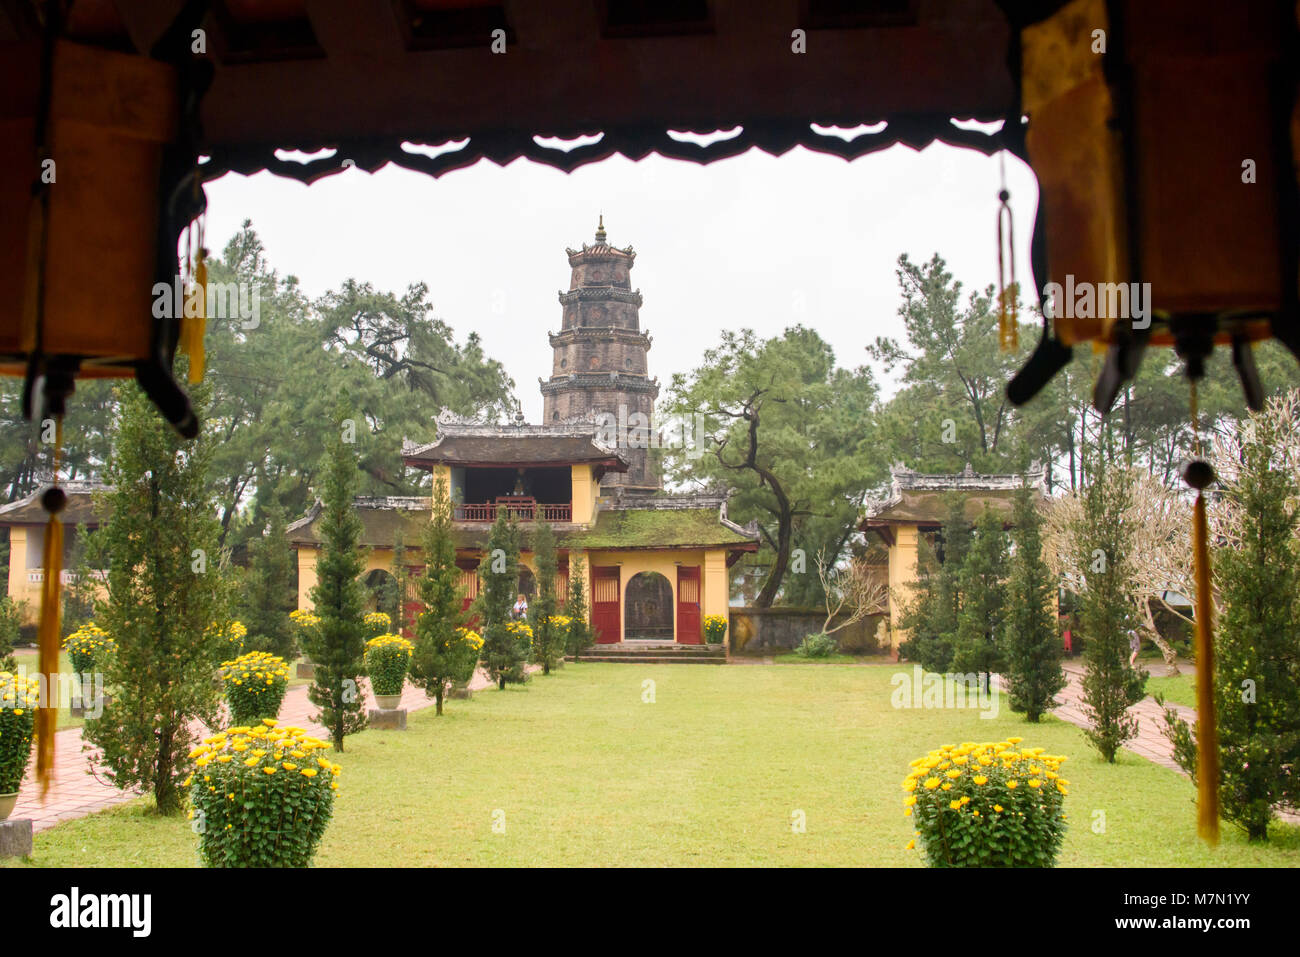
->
[449,681,472,700]
[0,793,18,821]
[374,693,402,711]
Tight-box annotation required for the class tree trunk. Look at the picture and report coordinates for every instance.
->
[436,688,444,716]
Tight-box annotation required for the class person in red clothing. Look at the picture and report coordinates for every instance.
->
[1061,614,1073,657]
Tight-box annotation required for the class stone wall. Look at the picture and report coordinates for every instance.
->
[728,606,886,656]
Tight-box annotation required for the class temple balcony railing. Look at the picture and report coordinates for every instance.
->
[454,498,572,523]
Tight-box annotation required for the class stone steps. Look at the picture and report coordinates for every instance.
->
[569,654,727,664]
[568,643,727,664]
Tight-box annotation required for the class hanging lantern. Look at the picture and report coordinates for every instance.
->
[1005,0,1298,411]
[0,3,212,794]
[0,27,208,433]
[1002,0,1300,848]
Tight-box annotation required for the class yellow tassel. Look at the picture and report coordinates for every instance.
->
[182,250,207,383]
[996,186,1018,353]
[35,419,65,796]
[1191,490,1219,845]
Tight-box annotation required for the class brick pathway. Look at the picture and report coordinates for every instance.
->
[1048,661,1194,773]
[11,666,511,834]
[1034,660,1300,825]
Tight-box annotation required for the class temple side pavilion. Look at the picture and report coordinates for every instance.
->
[860,464,1046,649]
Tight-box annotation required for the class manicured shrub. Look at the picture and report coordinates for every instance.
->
[0,670,39,794]
[364,634,414,697]
[703,614,728,645]
[903,739,1069,867]
[219,651,290,726]
[187,720,340,867]
[63,622,115,675]
[290,609,321,633]
[363,611,392,639]
[207,620,248,663]
[795,632,838,659]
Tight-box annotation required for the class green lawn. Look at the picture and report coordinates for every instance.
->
[1145,673,1197,710]
[771,651,870,664]
[11,663,1299,867]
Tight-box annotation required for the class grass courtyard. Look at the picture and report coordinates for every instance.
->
[13,662,1300,867]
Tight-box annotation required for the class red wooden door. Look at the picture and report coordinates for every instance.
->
[677,566,701,644]
[591,566,621,644]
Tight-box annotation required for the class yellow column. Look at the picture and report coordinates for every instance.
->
[703,548,729,657]
[887,524,920,650]
[7,527,31,622]
[297,546,319,611]
[570,464,595,524]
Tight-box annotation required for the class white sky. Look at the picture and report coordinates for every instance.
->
[202,138,1039,422]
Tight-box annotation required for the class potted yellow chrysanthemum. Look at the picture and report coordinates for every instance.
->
[364,633,414,710]
[0,670,38,820]
[187,719,340,867]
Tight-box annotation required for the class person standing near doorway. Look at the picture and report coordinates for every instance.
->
[511,593,529,621]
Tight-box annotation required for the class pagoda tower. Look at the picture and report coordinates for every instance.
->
[541,217,660,490]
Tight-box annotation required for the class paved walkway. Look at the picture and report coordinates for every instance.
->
[1048,660,1194,774]
[12,667,510,833]
[1037,659,1300,825]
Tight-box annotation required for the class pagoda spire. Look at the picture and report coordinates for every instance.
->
[595,213,606,244]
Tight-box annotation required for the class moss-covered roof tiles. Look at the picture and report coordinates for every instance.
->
[288,499,757,553]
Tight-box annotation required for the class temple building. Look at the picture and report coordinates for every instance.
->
[1,482,107,625]
[289,222,758,646]
[860,463,1046,649]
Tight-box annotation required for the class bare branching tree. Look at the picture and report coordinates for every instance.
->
[815,551,888,638]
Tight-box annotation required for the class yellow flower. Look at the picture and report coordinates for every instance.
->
[941,782,953,791]
[905,839,915,850]
[949,800,962,810]
[263,766,278,774]
[922,777,941,790]
[972,775,988,786]
[1006,779,1019,789]
[945,768,962,779]
[301,768,318,777]
[903,795,917,807]
[243,757,259,767]
[1028,779,1042,788]
[993,804,1004,813]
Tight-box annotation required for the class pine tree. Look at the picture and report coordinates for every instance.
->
[244,500,297,660]
[305,424,369,750]
[565,559,592,660]
[1076,461,1146,762]
[1001,483,1065,721]
[408,478,473,715]
[952,506,1009,693]
[384,532,413,635]
[1162,413,1300,840]
[477,508,527,689]
[84,383,227,815]
[61,522,101,634]
[529,522,562,675]
[900,493,970,672]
